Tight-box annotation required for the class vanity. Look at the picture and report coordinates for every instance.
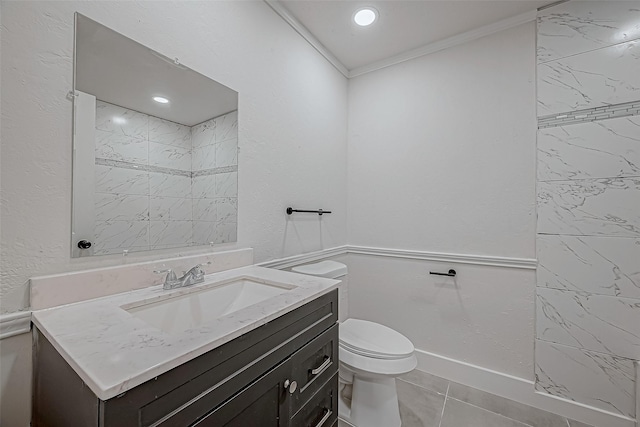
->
[32,266,339,427]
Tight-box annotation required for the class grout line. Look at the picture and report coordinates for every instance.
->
[446,397,531,427]
[566,418,571,427]
[438,383,450,427]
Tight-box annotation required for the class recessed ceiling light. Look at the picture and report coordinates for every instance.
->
[153,96,170,104]
[354,8,377,27]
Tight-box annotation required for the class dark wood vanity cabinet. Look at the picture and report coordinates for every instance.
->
[33,290,338,427]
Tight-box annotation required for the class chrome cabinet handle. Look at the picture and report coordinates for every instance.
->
[314,409,332,427]
[310,357,331,376]
[284,379,297,394]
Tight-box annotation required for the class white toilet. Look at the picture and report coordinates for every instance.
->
[291,261,417,427]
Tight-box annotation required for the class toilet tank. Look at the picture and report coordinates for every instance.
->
[291,261,348,321]
[291,260,347,279]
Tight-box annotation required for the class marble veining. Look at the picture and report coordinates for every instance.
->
[537,177,640,237]
[149,220,193,247]
[538,2,640,64]
[31,266,338,400]
[191,119,216,148]
[95,130,148,164]
[538,116,640,181]
[96,101,148,139]
[216,172,238,198]
[537,234,640,299]
[95,165,149,196]
[149,173,192,198]
[216,198,238,223]
[214,110,238,143]
[535,339,635,418]
[192,199,217,222]
[95,193,149,222]
[148,116,191,148]
[191,175,217,199]
[149,141,191,171]
[192,143,216,171]
[93,220,149,252]
[216,138,238,168]
[92,104,237,255]
[538,39,640,116]
[149,197,192,221]
[536,288,640,359]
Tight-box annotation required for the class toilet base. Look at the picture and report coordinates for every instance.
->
[339,374,401,427]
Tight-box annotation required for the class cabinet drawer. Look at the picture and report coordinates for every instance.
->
[290,323,338,416]
[291,374,338,427]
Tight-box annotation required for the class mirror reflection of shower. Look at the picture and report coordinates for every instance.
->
[71,14,239,257]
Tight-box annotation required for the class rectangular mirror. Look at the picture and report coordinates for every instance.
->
[72,14,238,257]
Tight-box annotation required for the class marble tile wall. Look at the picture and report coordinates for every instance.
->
[190,111,238,246]
[535,1,640,419]
[93,101,238,254]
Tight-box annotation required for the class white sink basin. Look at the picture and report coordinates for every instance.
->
[125,278,294,334]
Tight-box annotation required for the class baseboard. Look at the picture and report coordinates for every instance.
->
[0,311,32,340]
[414,348,636,427]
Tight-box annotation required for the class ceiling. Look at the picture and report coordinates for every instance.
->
[276,0,554,73]
[75,14,238,126]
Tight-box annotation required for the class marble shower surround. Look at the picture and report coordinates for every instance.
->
[93,101,238,254]
[534,1,640,420]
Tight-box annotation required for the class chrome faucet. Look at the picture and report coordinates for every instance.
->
[154,262,211,290]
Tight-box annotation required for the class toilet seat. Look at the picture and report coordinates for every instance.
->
[340,319,414,360]
[339,319,417,376]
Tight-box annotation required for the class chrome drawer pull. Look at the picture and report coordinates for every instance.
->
[314,409,332,427]
[310,357,331,375]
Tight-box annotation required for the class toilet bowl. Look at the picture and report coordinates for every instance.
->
[338,318,417,427]
[291,262,417,427]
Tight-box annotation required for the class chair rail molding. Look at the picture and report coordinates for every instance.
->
[0,311,32,340]
[260,245,537,270]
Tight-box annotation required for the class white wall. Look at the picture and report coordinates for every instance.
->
[346,254,535,378]
[345,22,537,380]
[347,23,536,258]
[0,2,348,424]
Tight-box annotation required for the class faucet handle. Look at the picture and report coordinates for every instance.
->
[194,261,212,273]
[154,269,177,281]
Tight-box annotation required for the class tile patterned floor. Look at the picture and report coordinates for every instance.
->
[338,370,594,427]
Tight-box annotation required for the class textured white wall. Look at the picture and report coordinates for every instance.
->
[345,23,537,380]
[347,23,536,258]
[0,1,349,314]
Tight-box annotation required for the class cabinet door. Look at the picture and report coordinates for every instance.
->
[193,358,292,427]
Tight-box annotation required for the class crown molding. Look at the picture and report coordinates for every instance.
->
[263,0,350,78]
[265,0,537,78]
[348,10,537,77]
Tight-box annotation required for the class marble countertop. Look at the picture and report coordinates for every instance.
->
[32,266,339,400]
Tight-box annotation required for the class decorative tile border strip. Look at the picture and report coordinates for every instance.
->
[538,100,640,129]
[192,165,238,177]
[96,158,237,177]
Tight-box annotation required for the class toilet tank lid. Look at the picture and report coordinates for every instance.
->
[291,260,347,278]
